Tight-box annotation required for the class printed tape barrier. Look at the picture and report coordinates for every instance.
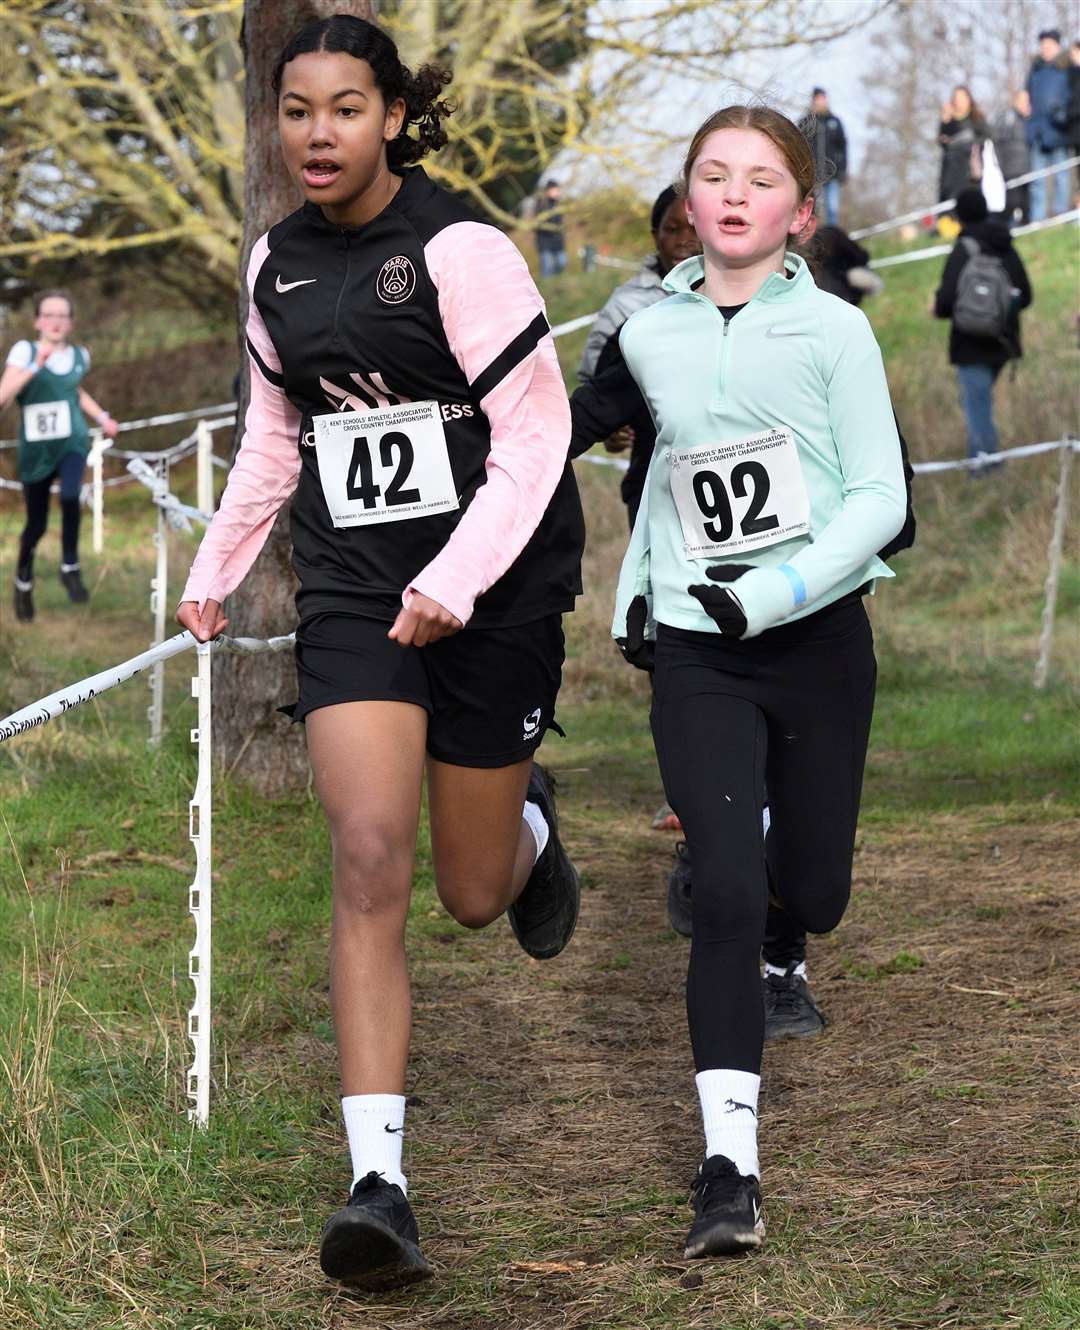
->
[0,630,295,745]
[850,154,1080,241]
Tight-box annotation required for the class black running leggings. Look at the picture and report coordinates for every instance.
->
[17,450,85,580]
[651,596,876,1075]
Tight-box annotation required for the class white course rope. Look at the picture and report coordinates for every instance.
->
[850,154,1080,241]
[869,208,1079,271]
[577,436,1078,477]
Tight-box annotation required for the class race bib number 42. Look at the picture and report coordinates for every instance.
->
[313,400,459,529]
[23,399,72,444]
[669,427,810,559]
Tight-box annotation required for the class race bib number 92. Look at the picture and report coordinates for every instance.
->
[669,427,810,559]
[23,399,72,444]
[313,400,459,529]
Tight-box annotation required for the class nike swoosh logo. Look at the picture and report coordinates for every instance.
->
[765,326,804,338]
[276,275,317,293]
[384,1123,403,1134]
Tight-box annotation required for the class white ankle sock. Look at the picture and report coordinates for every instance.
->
[60,562,80,573]
[696,1069,760,1179]
[764,961,807,980]
[521,799,549,864]
[341,1093,407,1194]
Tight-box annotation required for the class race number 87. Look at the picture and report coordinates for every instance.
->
[346,431,421,508]
[692,460,780,543]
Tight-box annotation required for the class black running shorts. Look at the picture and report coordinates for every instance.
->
[288,612,565,768]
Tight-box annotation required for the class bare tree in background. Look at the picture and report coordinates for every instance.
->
[207,0,375,792]
[856,0,1078,221]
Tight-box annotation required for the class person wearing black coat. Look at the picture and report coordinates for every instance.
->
[990,90,1032,224]
[938,86,988,206]
[797,88,847,225]
[933,188,1033,465]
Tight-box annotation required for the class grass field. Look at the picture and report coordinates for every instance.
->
[1,219,1078,1328]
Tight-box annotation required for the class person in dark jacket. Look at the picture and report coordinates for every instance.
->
[534,179,567,276]
[797,88,847,224]
[938,85,987,206]
[991,90,1031,224]
[1026,29,1072,219]
[810,224,884,305]
[933,188,1033,465]
[1068,41,1080,193]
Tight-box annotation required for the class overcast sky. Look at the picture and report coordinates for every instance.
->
[563,0,889,198]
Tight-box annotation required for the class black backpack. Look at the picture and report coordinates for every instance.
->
[952,236,1013,339]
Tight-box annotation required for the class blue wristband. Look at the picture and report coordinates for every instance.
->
[778,564,807,609]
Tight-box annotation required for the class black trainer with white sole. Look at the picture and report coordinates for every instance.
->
[59,566,89,603]
[684,1153,764,1258]
[319,1171,432,1291]
[763,962,826,1040]
[506,762,580,960]
[14,579,34,623]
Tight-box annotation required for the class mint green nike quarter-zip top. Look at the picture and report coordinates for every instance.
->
[613,253,907,641]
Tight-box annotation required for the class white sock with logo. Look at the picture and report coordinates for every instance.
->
[521,799,549,865]
[341,1093,407,1194]
[696,1069,760,1179]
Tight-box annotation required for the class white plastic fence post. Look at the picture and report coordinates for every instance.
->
[1034,438,1075,690]
[196,419,214,517]
[186,641,213,1127]
[148,460,169,747]
[90,430,107,553]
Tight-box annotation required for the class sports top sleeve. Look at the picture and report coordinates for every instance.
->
[179,234,302,610]
[5,340,33,370]
[405,221,572,625]
[569,353,649,458]
[728,313,907,636]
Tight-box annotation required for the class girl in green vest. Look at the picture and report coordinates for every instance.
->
[0,290,118,621]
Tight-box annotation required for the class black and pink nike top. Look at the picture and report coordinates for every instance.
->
[182,166,584,628]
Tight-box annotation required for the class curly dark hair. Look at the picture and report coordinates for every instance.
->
[272,15,453,168]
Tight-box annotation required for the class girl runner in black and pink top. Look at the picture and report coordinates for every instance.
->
[176,16,584,1291]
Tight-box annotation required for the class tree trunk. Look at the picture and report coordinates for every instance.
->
[212,0,375,793]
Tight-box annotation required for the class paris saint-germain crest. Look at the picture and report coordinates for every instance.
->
[376,254,416,305]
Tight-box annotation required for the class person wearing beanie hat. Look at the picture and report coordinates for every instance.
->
[933,188,1032,468]
[955,186,988,224]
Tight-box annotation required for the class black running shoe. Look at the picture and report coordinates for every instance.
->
[319,1172,432,1291]
[506,763,580,959]
[763,963,826,1040]
[59,567,89,603]
[14,579,34,623]
[667,840,693,937]
[684,1154,764,1258]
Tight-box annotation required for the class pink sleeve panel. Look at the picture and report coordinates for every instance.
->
[404,221,571,625]
[180,234,303,611]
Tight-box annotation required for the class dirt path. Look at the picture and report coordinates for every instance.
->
[321,799,1079,1329]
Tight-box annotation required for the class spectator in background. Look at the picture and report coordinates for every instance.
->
[534,179,567,277]
[1067,41,1080,195]
[938,85,987,207]
[797,88,847,225]
[811,225,884,305]
[1026,28,1071,220]
[577,185,700,526]
[991,90,1032,224]
[933,188,1032,468]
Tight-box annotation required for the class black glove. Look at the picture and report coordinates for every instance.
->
[687,563,752,638]
[616,594,655,672]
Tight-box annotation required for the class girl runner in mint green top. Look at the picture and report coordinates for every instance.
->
[611,106,907,1262]
[0,290,118,620]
